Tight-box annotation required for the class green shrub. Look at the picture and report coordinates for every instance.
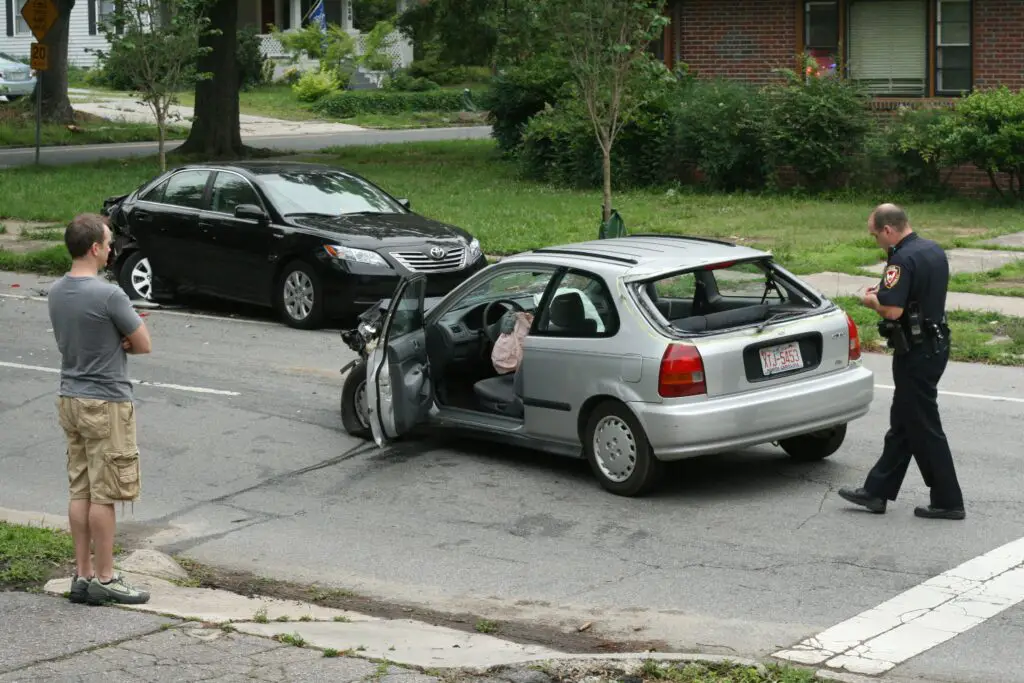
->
[383,73,440,91]
[673,78,771,191]
[407,58,491,86]
[292,70,342,103]
[518,75,683,191]
[237,27,271,90]
[761,64,874,192]
[312,89,467,118]
[482,54,574,154]
[943,86,1024,201]
[884,105,959,195]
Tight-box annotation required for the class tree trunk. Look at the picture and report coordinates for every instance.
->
[35,0,76,123]
[156,108,166,171]
[601,145,612,223]
[175,0,244,158]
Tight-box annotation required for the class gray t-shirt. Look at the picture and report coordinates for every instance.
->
[48,275,144,402]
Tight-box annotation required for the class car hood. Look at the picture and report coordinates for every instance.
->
[286,213,471,248]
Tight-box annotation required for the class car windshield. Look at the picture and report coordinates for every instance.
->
[0,52,26,64]
[260,170,406,217]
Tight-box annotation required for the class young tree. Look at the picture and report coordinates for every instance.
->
[94,0,213,170]
[543,0,668,222]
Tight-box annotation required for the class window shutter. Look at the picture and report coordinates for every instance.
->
[88,0,96,34]
[848,0,927,96]
[6,0,14,37]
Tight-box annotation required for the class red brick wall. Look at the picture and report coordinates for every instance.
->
[974,0,1024,91]
[676,0,797,83]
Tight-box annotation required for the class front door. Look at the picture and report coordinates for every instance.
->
[197,171,277,304]
[366,275,433,446]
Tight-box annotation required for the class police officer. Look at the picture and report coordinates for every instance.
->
[838,203,965,520]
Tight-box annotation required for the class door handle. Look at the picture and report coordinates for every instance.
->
[135,211,151,222]
[271,231,284,239]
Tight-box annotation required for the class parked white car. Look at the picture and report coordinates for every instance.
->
[0,52,36,102]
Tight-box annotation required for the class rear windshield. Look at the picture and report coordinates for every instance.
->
[636,259,823,335]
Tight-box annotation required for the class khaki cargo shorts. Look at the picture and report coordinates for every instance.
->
[57,396,141,504]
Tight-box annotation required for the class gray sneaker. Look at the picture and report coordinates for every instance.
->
[69,573,91,604]
[86,574,151,605]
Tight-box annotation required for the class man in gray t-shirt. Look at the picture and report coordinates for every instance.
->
[49,213,153,606]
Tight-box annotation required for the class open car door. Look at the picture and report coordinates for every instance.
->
[366,275,433,446]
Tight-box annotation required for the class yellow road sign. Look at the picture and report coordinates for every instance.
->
[30,43,49,71]
[20,0,59,42]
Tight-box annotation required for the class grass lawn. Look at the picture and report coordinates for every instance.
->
[0,522,75,591]
[0,102,186,149]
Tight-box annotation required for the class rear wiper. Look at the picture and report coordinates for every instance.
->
[755,312,794,333]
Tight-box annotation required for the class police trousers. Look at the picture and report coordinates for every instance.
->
[864,343,964,510]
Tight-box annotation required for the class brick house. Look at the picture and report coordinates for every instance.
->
[648,0,1024,194]
[652,0,1023,99]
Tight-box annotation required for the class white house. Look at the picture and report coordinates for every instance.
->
[1,0,414,69]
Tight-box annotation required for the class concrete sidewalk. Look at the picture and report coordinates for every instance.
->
[69,92,367,137]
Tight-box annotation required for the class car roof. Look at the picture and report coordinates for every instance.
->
[171,161,352,177]
[502,235,770,281]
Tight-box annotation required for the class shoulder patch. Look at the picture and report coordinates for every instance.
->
[883,264,901,289]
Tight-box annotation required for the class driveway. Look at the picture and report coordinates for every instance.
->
[0,273,1020,683]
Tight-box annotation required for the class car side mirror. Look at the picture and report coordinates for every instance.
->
[235,204,268,222]
[397,198,411,210]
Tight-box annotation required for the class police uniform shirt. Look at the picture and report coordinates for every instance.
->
[875,232,949,324]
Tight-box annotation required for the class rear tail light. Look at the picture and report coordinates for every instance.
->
[846,312,861,362]
[659,344,706,397]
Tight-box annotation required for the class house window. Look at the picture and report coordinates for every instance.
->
[805,1,839,75]
[936,0,971,94]
[97,0,116,29]
[848,0,928,96]
[14,0,29,35]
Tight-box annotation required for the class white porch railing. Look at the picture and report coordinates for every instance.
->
[256,30,414,69]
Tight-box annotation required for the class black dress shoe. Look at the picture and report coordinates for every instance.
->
[838,487,887,513]
[914,505,966,520]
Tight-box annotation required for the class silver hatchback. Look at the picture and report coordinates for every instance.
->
[340,234,875,496]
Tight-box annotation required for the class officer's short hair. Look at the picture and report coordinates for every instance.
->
[872,203,909,233]
[65,213,108,259]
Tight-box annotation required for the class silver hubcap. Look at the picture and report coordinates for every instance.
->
[130,257,153,300]
[283,271,314,320]
[354,380,369,429]
[592,416,637,483]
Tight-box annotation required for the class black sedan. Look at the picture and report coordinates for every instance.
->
[101,161,487,329]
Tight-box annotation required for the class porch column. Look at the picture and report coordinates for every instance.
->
[290,0,302,29]
[274,0,283,29]
[340,0,353,30]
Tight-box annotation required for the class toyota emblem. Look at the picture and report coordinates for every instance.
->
[429,246,445,260]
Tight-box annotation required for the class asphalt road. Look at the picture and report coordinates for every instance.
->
[0,126,494,168]
[1,278,1021,683]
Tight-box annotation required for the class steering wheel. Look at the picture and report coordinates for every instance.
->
[482,298,526,343]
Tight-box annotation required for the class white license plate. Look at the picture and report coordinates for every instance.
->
[759,341,803,375]
[8,73,28,81]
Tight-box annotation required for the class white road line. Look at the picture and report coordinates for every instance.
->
[0,361,240,396]
[874,384,1024,404]
[774,536,1024,675]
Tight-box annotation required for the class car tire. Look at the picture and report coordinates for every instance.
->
[340,360,371,439]
[117,251,155,302]
[583,400,663,497]
[779,424,847,462]
[276,260,324,330]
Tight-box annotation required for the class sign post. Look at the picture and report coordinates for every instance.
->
[20,0,58,165]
